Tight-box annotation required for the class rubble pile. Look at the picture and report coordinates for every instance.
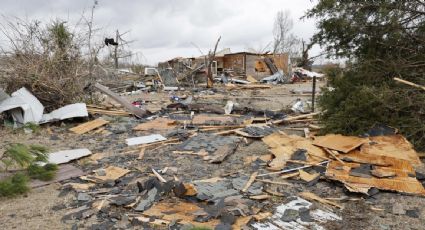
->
[1,56,424,230]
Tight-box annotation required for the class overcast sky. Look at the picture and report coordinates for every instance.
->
[0,0,321,65]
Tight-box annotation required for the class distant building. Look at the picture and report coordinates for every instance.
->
[157,49,290,82]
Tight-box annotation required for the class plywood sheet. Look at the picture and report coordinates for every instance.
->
[325,157,425,195]
[313,134,366,153]
[262,132,327,170]
[142,201,220,228]
[70,118,109,134]
[361,135,422,166]
[133,117,176,131]
[192,114,235,125]
[92,166,130,182]
[143,201,251,229]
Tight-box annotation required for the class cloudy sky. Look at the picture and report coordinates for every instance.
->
[0,0,321,65]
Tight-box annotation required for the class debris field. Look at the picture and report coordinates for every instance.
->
[1,78,425,230]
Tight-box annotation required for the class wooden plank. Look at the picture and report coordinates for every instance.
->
[299,170,320,182]
[299,192,343,209]
[152,168,167,183]
[242,172,258,192]
[70,118,109,134]
[312,134,366,153]
[323,147,346,165]
[133,117,176,131]
[94,83,147,118]
[272,112,320,125]
[394,77,425,91]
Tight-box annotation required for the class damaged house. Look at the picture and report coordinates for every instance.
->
[157,49,290,85]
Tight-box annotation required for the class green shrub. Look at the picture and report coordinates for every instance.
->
[0,173,30,197]
[27,163,58,181]
[0,144,49,170]
[318,67,425,151]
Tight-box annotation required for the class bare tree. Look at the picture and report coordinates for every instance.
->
[272,10,301,58]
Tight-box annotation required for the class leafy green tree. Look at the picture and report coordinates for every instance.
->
[306,1,425,150]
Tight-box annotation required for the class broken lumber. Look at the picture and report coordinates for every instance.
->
[272,112,320,125]
[299,192,343,209]
[94,83,148,118]
[394,77,425,91]
[152,168,167,183]
[70,118,109,134]
[323,148,346,165]
[242,172,258,192]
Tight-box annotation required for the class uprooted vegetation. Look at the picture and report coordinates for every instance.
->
[307,0,425,151]
[0,18,101,111]
[0,143,57,197]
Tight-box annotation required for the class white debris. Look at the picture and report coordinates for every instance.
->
[224,101,234,115]
[252,197,341,230]
[0,88,44,124]
[40,103,88,124]
[0,87,88,126]
[48,148,92,164]
[291,100,305,113]
[126,134,167,146]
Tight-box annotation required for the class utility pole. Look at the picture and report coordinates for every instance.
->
[114,30,119,69]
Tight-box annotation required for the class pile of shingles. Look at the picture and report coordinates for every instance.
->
[261,130,425,196]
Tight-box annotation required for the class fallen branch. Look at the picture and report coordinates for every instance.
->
[94,83,148,118]
[394,77,425,91]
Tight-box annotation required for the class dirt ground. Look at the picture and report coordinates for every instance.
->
[1,82,425,230]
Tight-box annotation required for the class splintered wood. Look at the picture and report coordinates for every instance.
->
[70,118,109,134]
[326,155,425,195]
[140,201,250,228]
[263,131,424,196]
[262,132,327,170]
